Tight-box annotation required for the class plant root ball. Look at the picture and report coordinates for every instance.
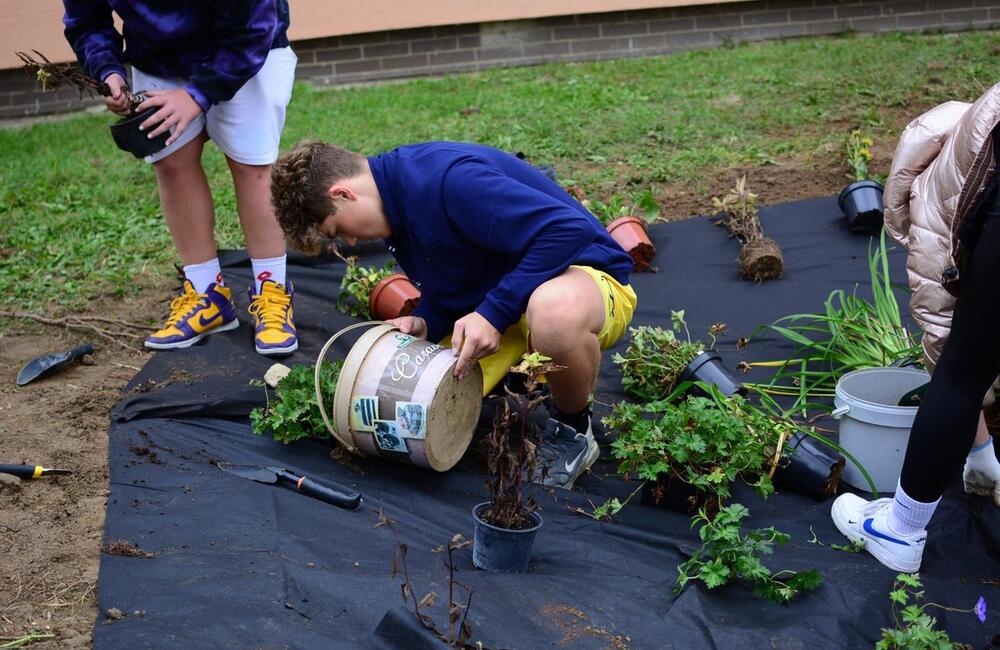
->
[739,237,783,282]
[627,241,656,272]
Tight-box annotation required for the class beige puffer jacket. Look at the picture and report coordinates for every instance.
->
[884,82,1000,371]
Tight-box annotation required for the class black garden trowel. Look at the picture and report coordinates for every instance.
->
[16,343,94,386]
[215,462,363,511]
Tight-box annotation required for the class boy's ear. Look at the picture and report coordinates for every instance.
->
[327,183,357,202]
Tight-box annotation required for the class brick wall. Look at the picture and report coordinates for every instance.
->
[3,0,999,120]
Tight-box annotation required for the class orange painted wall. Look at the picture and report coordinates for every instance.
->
[1,1,734,70]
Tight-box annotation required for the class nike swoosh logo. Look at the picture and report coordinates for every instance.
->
[564,455,583,474]
[863,518,910,546]
[198,313,221,328]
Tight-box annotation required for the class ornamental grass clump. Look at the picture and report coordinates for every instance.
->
[614,310,723,402]
[607,388,779,508]
[751,229,922,414]
[675,503,822,604]
[714,176,784,282]
[337,258,396,319]
[250,361,344,444]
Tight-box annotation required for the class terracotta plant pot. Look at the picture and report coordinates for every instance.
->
[606,216,656,272]
[368,273,421,321]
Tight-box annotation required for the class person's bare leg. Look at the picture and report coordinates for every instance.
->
[153,132,217,265]
[226,157,286,260]
[525,267,606,414]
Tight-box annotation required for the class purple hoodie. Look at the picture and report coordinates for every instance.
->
[62,1,290,112]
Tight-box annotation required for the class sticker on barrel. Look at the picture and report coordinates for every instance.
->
[373,420,408,453]
[396,402,426,439]
[350,395,379,432]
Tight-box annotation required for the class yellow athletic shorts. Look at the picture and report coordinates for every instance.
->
[440,265,638,395]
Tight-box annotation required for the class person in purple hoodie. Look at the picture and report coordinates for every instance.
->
[62,1,299,356]
[270,140,639,489]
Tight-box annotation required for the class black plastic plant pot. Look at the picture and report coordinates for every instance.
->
[109,107,169,159]
[838,180,884,233]
[677,350,745,398]
[472,502,542,573]
[641,475,719,517]
[772,431,846,501]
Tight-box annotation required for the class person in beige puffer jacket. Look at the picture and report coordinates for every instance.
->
[832,82,1000,573]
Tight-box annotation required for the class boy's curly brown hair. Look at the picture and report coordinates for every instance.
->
[270,140,365,253]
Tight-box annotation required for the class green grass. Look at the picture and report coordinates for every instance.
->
[1,30,998,310]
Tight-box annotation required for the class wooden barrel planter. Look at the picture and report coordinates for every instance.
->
[606,216,656,272]
[316,322,483,471]
[368,273,421,321]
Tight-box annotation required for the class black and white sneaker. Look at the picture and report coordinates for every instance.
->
[528,416,599,490]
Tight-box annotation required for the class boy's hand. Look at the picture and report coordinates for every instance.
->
[452,312,500,380]
[103,73,132,116]
[386,316,427,339]
[137,89,203,146]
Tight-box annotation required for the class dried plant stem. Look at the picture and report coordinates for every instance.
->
[0,310,147,353]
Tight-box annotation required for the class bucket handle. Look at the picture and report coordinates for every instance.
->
[315,321,393,454]
[831,405,850,419]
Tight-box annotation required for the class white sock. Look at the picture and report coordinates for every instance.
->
[889,481,939,536]
[183,258,223,294]
[251,255,287,293]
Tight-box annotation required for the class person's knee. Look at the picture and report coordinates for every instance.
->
[526,284,597,349]
[228,159,270,185]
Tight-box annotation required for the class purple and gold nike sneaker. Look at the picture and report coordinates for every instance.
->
[145,280,239,350]
[248,280,298,356]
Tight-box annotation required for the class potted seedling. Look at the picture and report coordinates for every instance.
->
[838,128,884,233]
[585,190,659,272]
[338,258,420,321]
[472,353,558,573]
[614,310,742,402]
[713,176,783,282]
[607,386,780,516]
[16,50,168,158]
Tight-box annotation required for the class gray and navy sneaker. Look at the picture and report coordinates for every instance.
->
[528,415,599,490]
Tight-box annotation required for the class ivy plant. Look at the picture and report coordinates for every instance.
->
[337,259,396,319]
[250,361,344,444]
[676,503,822,604]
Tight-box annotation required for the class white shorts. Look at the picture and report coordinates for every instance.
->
[132,46,297,165]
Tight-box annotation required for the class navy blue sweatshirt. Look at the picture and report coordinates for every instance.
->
[368,142,633,342]
[62,0,290,112]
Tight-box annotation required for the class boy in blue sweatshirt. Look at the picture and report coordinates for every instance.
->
[271,141,638,489]
[62,0,298,356]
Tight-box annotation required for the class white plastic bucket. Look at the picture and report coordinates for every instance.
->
[832,366,930,492]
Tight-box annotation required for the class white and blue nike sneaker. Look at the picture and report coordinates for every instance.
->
[831,494,926,573]
[528,416,599,490]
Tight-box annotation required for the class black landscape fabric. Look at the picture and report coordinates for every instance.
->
[95,197,999,649]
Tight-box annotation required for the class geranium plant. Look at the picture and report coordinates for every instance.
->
[607,387,780,509]
[614,310,723,402]
[877,573,986,650]
[250,361,344,444]
[676,503,822,604]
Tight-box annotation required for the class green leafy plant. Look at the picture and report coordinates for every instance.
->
[607,386,780,505]
[250,361,344,444]
[750,229,922,415]
[584,189,661,227]
[337,258,396,319]
[676,503,821,604]
[846,128,874,183]
[877,573,987,649]
[614,310,724,402]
